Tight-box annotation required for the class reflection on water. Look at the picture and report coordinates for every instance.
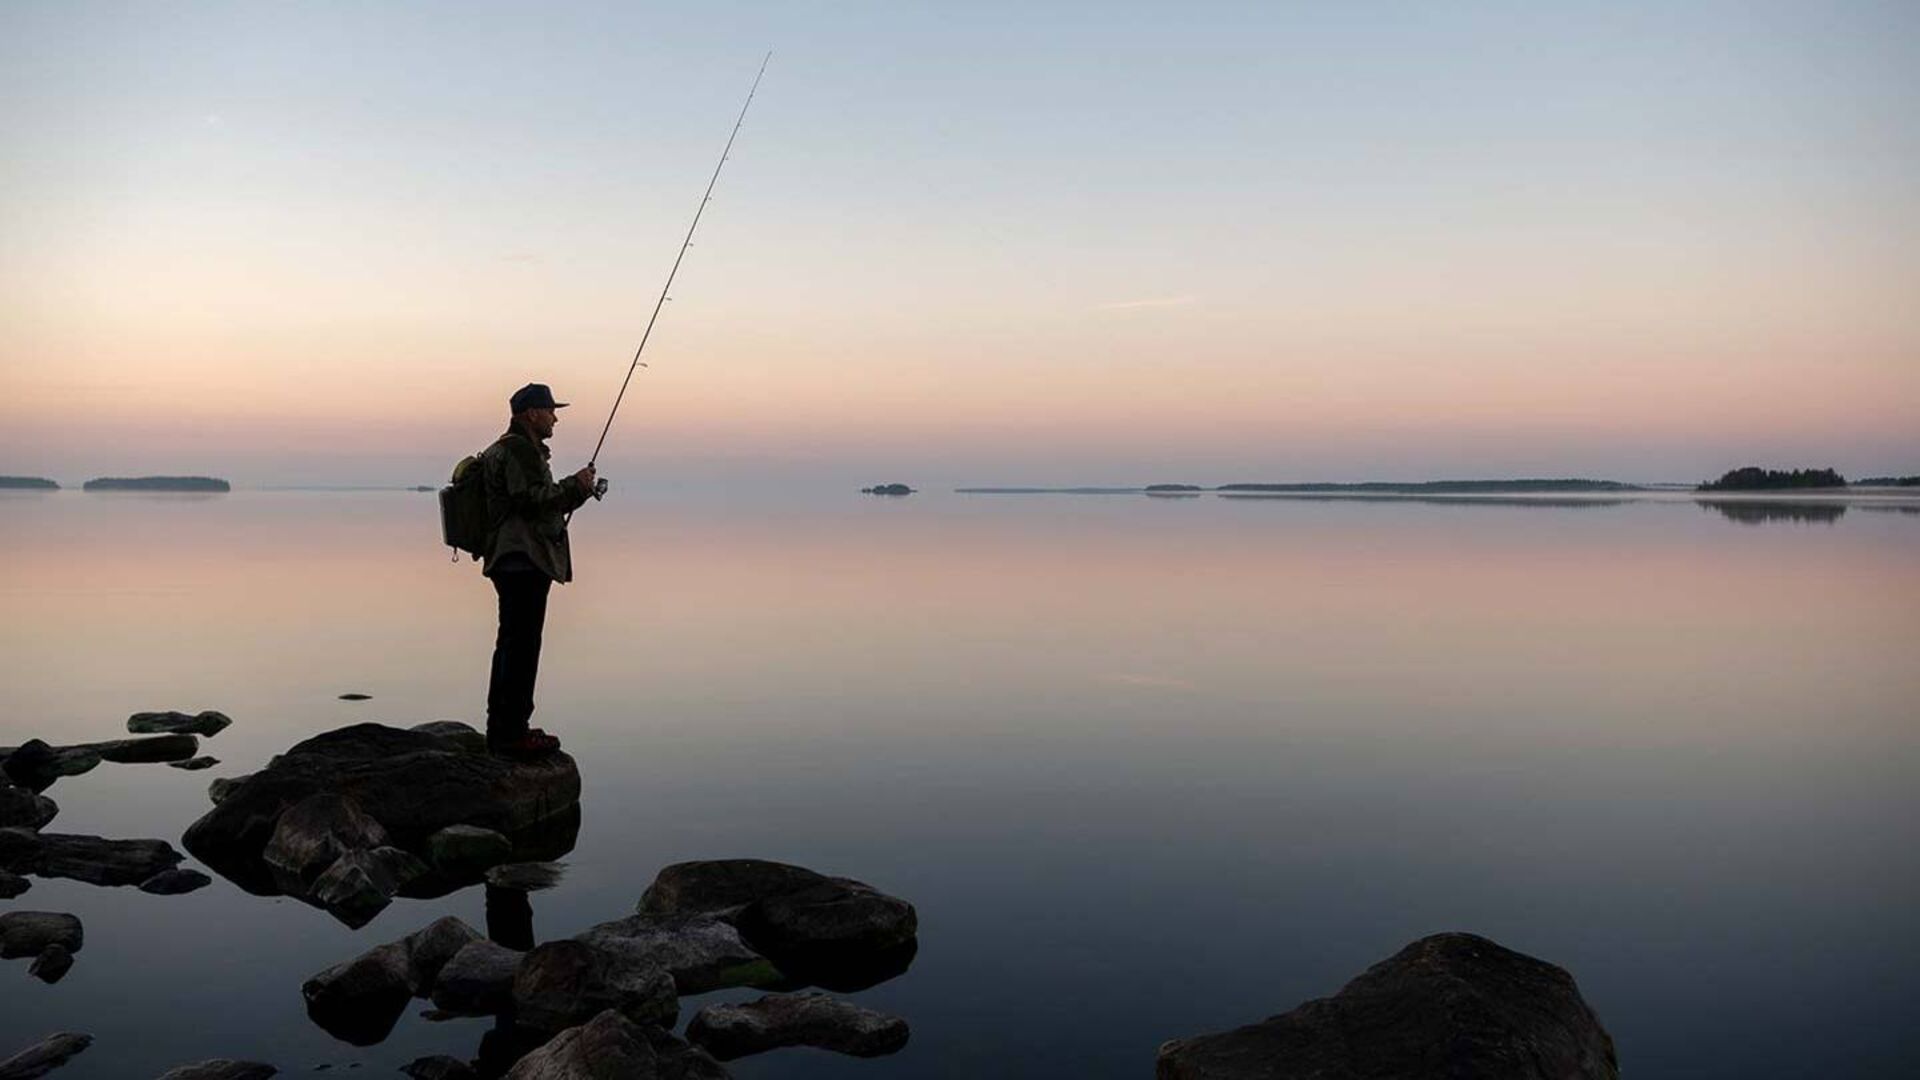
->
[0,490,1917,1077]
[1700,500,1848,525]
[1218,492,1632,509]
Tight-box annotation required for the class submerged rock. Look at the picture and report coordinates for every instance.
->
[307,847,427,925]
[139,868,213,895]
[128,710,233,737]
[575,914,779,995]
[0,912,82,959]
[184,723,580,897]
[512,939,679,1032]
[0,1033,92,1079]
[686,991,910,1060]
[429,939,523,1016]
[502,1009,727,1080]
[0,781,57,830]
[0,828,184,887]
[302,916,480,1045]
[428,825,512,873]
[401,1057,476,1080]
[1154,932,1618,1080]
[154,1061,277,1080]
[29,945,74,984]
[169,756,220,771]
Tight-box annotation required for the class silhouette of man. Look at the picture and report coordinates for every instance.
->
[481,383,596,757]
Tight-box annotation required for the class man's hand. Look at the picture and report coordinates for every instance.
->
[573,465,596,493]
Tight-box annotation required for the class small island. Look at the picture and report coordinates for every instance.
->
[1696,467,1845,492]
[1218,479,1640,494]
[1856,475,1920,487]
[0,476,59,490]
[862,483,914,496]
[83,476,231,492]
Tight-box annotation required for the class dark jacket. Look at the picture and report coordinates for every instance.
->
[480,420,591,582]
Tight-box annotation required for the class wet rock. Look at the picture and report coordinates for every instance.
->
[0,912,80,958]
[639,860,832,920]
[427,825,512,873]
[401,1057,476,1080]
[485,861,565,892]
[139,868,213,895]
[170,757,220,771]
[28,945,73,984]
[502,1009,728,1080]
[738,876,918,957]
[0,1032,92,1079]
[302,917,480,1046]
[1154,932,1619,1080]
[262,793,391,883]
[0,741,100,791]
[410,721,487,754]
[429,939,523,1016]
[155,1060,277,1079]
[512,939,678,1032]
[308,847,428,925]
[0,828,184,887]
[338,693,371,701]
[687,991,910,1060]
[207,775,251,805]
[183,723,580,889]
[0,781,57,830]
[576,914,779,995]
[90,734,200,764]
[128,710,233,738]
[0,871,27,899]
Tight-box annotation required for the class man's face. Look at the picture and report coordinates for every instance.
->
[522,407,557,439]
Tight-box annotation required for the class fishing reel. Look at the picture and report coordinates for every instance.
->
[592,477,609,500]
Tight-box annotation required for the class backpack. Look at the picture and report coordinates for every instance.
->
[439,447,497,560]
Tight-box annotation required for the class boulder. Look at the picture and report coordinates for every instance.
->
[302,916,480,1045]
[154,1062,275,1080]
[0,741,100,792]
[207,775,251,805]
[575,914,779,995]
[262,793,391,883]
[429,939,524,1015]
[183,723,580,892]
[738,877,918,957]
[401,1057,476,1080]
[129,710,233,737]
[0,782,57,830]
[28,945,73,984]
[0,871,27,899]
[169,757,220,771]
[639,859,833,920]
[512,939,678,1032]
[139,868,213,895]
[0,913,79,959]
[308,847,428,926]
[0,1033,92,1079]
[88,734,200,764]
[0,828,184,887]
[427,825,512,873]
[687,991,909,1060]
[503,1009,728,1080]
[1154,932,1619,1080]
[486,861,566,892]
[410,721,488,754]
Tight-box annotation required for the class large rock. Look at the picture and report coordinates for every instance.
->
[638,860,917,991]
[1154,932,1619,1080]
[262,793,391,883]
[575,914,779,995]
[129,710,233,737]
[0,741,100,792]
[504,1009,728,1080]
[0,828,184,887]
[302,916,480,1045]
[686,991,910,1060]
[154,1061,276,1080]
[427,825,512,873]
[430,939,524,1015]
[1,912,83,960]
[401,1057,477,1080]
[0,782,57,830]
[411,721,488,754]
[90,734,199,763]
[512,939,678,1032]
[183,723,580,893]
[0,1033,92,1079]
[307,847,428,926]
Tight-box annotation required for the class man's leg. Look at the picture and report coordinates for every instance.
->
[486,571,552,750]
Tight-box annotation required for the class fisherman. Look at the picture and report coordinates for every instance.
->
[481,382,597,758]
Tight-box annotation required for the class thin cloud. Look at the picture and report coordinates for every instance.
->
[1096,295,1197,311]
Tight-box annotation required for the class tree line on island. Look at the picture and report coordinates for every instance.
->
[0,475,231,492]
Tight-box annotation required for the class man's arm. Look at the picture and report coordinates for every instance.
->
[499,440,592,516]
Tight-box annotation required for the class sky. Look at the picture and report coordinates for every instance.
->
[2,1,1916,488]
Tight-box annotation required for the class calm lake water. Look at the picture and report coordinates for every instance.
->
[2,488,1917,1077]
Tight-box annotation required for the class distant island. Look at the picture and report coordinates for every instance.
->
[0,476,59,490]
[862,483,915,496]
[1696,467,1845,492]
[1145,484,1204,492]
[1856,475,1920,487]
[83,476,231,492]
[1217,479,1642,494]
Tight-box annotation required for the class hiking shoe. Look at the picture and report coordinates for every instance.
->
[490,731,560,759]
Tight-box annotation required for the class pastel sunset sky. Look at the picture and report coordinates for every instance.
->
[3,1,1915,488]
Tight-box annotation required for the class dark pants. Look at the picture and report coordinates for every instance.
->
[486,569,552,747]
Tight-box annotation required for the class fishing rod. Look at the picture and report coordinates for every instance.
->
[580,51,771,499]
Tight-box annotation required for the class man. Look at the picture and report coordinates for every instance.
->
[481,382,597,757]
